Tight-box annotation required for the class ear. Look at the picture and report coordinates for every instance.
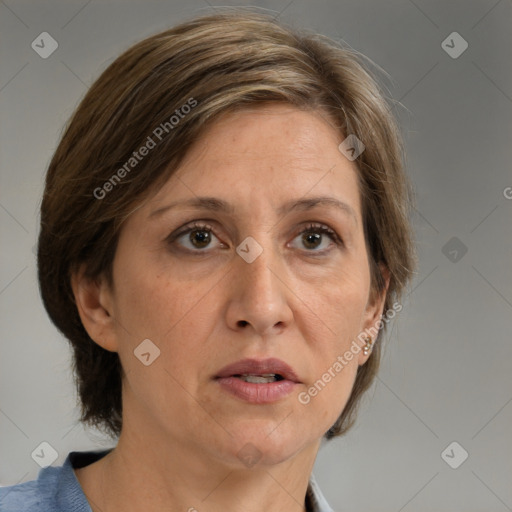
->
[357,263,390,366]
[70,264,119,352]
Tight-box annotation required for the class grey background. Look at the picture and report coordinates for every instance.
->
[1,0,511,510]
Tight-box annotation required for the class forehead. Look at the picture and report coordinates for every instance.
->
[145,104,362,220]
[180,104,343,169]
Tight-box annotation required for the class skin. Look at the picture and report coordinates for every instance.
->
[72,103,389,512]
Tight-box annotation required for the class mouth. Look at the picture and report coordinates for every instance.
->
[231,374,285,384]
[214,357,301,383]
[214,358,301,404]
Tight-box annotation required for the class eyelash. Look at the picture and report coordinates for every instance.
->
[168,221,343,255]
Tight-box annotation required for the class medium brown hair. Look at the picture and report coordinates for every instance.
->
[37,9,415,440]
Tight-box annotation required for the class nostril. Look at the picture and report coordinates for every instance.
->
[238,320,249,327]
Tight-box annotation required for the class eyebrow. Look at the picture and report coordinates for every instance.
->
[149,196,357,224]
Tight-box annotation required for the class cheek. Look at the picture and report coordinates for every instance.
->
[306,360,359,422]
[109,267,216,416]
[304,260,370,339]
[110,257,219,378]
[110,247,200,339]
[298,325,361,431]
[294,263,369,422]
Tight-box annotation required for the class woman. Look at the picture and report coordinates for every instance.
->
[0,9,414,512]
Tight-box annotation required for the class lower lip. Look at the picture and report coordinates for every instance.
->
[215,377,298,404]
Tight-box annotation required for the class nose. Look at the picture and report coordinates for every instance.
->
[225,241,294,337]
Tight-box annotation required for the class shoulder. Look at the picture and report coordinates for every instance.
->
[0,449,113,512]
[0,465,62,512]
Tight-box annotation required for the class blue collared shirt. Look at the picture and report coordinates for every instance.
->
[0,450,334,512]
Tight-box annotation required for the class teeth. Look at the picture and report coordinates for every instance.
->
[238,374,278,384]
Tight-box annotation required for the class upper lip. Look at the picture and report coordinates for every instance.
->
[215,358,301,383]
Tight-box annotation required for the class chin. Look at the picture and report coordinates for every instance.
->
[223,423,308,468]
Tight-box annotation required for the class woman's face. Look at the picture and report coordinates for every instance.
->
[79,104,387,467]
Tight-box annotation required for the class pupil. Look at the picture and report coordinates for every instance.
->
[191,229,210,248]
[304,232,320,248]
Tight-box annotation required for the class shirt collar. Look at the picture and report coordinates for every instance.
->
[306,472,334,512]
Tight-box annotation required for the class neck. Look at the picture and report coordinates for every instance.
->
[76,420,321,512]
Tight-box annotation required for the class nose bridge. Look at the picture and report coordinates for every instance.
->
[230,231,292,334]
[239,235,280,305]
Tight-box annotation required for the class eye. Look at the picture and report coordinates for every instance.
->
[169,222,225,252]
[290,223,342,253]
[167,221,342,254]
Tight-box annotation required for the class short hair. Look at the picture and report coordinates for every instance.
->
[37,9,415,441]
